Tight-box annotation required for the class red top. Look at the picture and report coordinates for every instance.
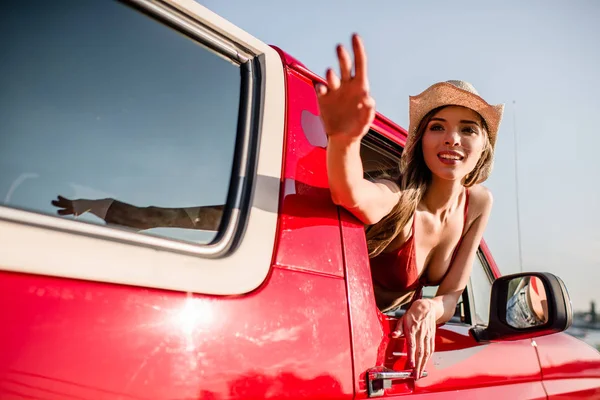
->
[370,190,470,304]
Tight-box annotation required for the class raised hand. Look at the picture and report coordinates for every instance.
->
[317,34,376,143]
[51,195,88,216]
[51,195,113,220]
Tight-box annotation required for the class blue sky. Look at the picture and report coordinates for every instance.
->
[198,0,600,311]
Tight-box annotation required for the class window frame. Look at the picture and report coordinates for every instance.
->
[0,0,259,258]
[466,249,495,325]
[0,0,285,296]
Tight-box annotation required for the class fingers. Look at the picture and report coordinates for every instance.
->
[406,319,416,371]
[52,195,72,206]
[415,326,435,380]
[418,331,431,379]
[326,68,340,90]
[352,34,369,88]
[426,333,435,377]
[405,316,435,380]
[52,195,75,215]
[57,208,74,216]
[392,316,403,338]
[414,328,426,379]
[336,44,352,81]
[322,34,368,93]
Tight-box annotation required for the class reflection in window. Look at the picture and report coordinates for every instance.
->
[0,0,241,244]
[470,251,493,324]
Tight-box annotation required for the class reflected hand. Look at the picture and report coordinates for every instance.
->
[392,299,437,380]
[51,195,109,218]
[51,195,89,216]
[317,34,375,143]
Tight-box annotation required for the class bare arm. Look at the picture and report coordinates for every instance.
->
[327,137,400,224]
[104,200,223,231]
[318,34,399,225]
[430,188,494,324]
[52,195,223,231]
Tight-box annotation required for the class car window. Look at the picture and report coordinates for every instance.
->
[361,133,401,182]
[469,250,494,324]
[1,0,242,245]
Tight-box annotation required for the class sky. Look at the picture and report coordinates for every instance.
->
[197,0,600,311]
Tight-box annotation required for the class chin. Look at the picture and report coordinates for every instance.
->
[425,157,473,183]
[430,170,463,182]
[425,162,462,182]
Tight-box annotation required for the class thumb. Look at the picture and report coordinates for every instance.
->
[315,83,328,97]
[392,317,404,338]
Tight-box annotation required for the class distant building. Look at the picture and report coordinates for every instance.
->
[571,301,600,330]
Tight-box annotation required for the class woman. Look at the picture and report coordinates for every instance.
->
[317,34,504,379]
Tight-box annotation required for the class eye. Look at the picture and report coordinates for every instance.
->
[429,123,444,131]
[462,126,478,135]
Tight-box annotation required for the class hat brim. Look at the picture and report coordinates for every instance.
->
[407,82,504,149]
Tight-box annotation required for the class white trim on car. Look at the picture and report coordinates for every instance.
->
[0,0,285,296]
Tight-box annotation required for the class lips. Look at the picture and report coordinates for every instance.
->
[437,150,464,165]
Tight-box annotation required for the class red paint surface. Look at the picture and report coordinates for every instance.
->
[0,267,353,400]
[535,333,600,399]
[273,68,344,278]
[339,208,387,398]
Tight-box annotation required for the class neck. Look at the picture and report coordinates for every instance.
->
[421,176,465,215]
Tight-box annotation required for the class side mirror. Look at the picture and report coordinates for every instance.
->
[471,272,572,343]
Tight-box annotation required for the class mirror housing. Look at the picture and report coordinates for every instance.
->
[471,272,572,343]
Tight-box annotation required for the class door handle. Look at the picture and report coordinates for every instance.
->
[366,367,428,398]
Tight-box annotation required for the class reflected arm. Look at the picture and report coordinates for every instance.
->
[52,195,223,231]
[104,199,223,231]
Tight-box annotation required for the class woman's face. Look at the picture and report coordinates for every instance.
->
[421,106,487,182]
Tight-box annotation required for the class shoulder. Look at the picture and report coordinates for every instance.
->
[467,184,493,219]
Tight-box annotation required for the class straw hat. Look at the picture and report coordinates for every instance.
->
[402,80,505,182]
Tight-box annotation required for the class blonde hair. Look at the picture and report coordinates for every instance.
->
[366,106,493,258]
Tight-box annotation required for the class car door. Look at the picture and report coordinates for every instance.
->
[342,130,547,399]
[0,1,354,399]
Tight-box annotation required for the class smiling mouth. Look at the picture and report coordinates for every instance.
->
[437,151,464,163]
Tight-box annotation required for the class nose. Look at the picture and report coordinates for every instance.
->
[444,129,460,147]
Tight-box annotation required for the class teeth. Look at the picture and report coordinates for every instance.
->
[439,154,461,160]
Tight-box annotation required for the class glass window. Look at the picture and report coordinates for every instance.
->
[470,251,494,324]
[0,0,242,245]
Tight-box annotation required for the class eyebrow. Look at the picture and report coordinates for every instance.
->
[430,117,481,127]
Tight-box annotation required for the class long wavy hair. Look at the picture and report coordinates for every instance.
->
[366,106,493,258]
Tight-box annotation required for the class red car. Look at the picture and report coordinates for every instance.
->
[1,1,599,399]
